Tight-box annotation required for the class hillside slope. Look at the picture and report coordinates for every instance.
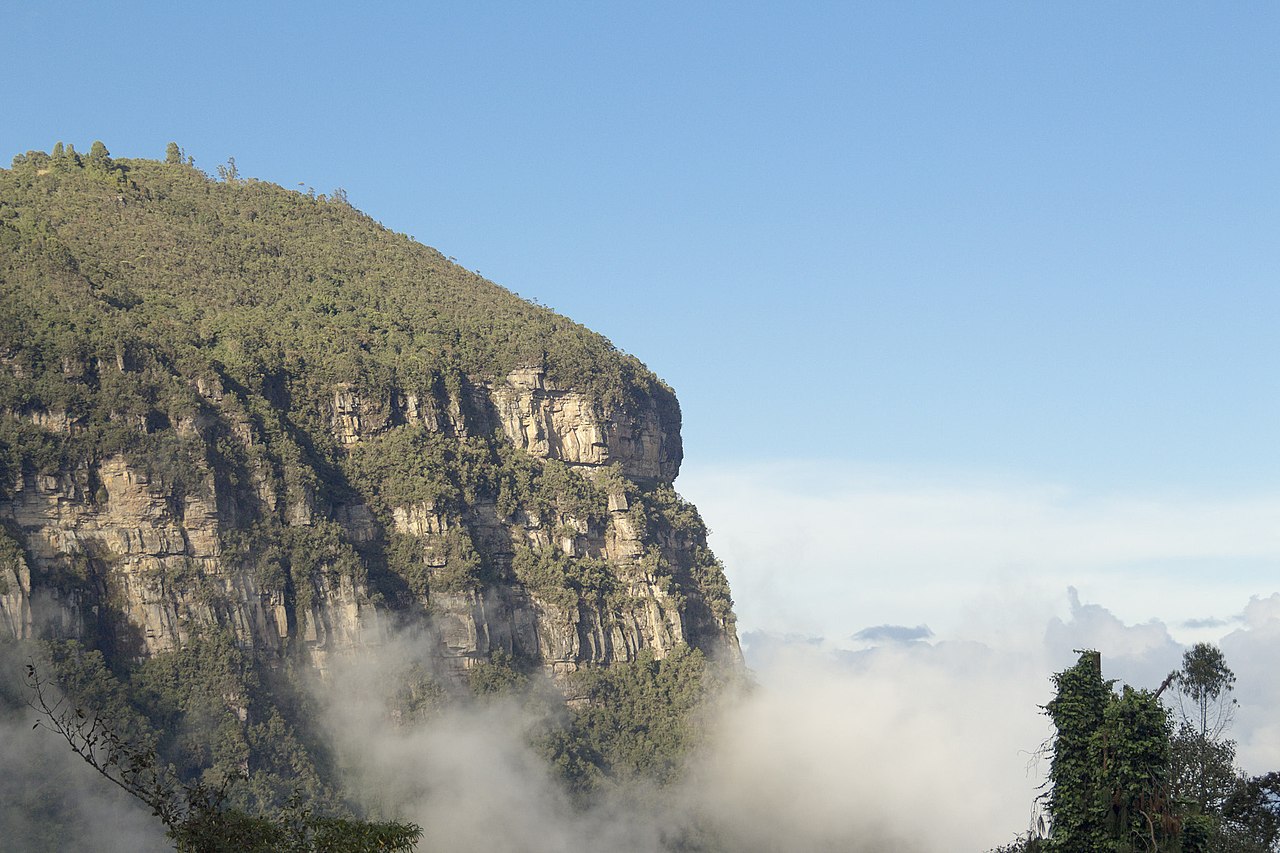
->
[0,143,739,817]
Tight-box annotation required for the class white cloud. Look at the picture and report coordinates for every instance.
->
[678,459,1280,647]
[726,588,1280,850]
[671,459,1280,847]
[1043,587,1182,688]
[1221,594,1280,774]
[691,639,1052,852]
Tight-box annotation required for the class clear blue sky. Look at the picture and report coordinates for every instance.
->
[5,2,1278,493]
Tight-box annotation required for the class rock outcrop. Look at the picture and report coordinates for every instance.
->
[490,367,681,482]
[0,366,737,679]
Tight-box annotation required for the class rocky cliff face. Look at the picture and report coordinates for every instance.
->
[0,151,739,704]
[0,363,737,681]
[326,366,681,482]
[489,367,681,482]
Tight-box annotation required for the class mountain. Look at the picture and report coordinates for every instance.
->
[0,143,739,827]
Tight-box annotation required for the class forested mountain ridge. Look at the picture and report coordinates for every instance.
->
[0,143,739,836]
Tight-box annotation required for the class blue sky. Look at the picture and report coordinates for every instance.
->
[7,1,1279,490]
[7,3,1280,844]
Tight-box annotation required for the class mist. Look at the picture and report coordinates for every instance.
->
[310,615,1055,851]
[0,642,169,853]
[309,584,1280,853]
[5,583,1279,851]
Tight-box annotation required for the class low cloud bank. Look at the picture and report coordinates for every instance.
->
[714,587,1280,850]
[679,459,1280,645]
[4,587,1279,851]
[318,589,1234,852]
[0,712,168,853]
[1224,594,1280,773]
[6,455,1280,850]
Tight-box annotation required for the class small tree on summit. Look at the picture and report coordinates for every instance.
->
[51,141,72,171]
[216,157,239,182]
[166,142,183,164]
[87,140,113,172]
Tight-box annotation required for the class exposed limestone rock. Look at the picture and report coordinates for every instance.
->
[490,367,680,481]
[327,380,479,445]
[0,452,371,664]
[0,539,32,640]
[1,369,736,681]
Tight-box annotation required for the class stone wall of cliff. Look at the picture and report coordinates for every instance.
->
[0,362,737,681]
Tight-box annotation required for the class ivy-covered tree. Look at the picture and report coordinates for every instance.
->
[1042,651,1178,853]
[1100,685,1178,851]
[1043,650,1111,850]
[999,649,1280,853]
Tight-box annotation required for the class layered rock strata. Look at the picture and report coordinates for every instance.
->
[0,366,737,678]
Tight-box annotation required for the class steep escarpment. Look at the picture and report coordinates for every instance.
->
[0,148,737,685]
[0,144,742,820]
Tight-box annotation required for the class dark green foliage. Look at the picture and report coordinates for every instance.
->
[467,647,528,697]
[1219,772,1280,852]
[385,532,430,596]
[1043,652,1180,852]
[29,643,420,851]
[423,527,485,594]
[47,640,158,749]
[1044,650,1113,851]
[45,635,335,817]
[628,485,734,621]
[1022,647,1280,853]
[277,521,367,612]
[0,525,23,594]
[0,145,674,413]
[1035,651,1266,853]
[986,838,1048,853]
[510,543,615,610]
[1169,720,1238,816]
[545,645,715,793]
[1179,814,1215,853]
[510,543,578,609]
[167,789,422,853]
[86,141,112,172]
[343,429,487,515]
[1099,685,1176,850]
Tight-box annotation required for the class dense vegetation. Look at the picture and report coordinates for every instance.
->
[1,142,674,416]
[991,647,1280,853]
[0,143,736,850]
